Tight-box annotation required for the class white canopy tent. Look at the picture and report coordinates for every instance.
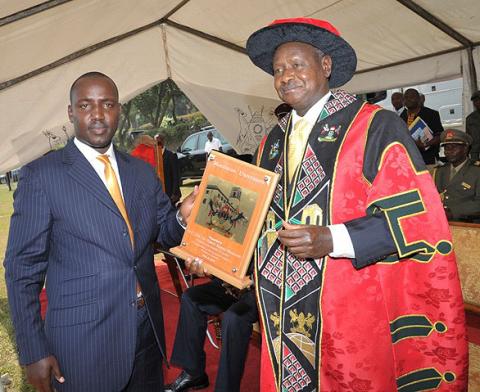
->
[1,0,479,172]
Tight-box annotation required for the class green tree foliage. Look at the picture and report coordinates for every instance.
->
[114,79,207,152]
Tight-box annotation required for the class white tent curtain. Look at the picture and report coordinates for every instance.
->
[1,0,479,172]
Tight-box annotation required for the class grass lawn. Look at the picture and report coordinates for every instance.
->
[0,179,198,391]
[0,182,34,392]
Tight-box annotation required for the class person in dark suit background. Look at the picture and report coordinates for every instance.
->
[155,134,181,205]
[466,90,480,160]
[4,72,196,392]
[400,88,444,168]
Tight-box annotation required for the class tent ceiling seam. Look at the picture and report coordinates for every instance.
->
[396,0,473,47]
[163,0,192,19]
[0,17,247,91]
[164,19,246,54]
[161,25,172,79]
[0,0,73,27]
[2,9,479,92]
[0,18,163,91]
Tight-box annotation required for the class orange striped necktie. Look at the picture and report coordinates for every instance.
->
[96,155,134,248]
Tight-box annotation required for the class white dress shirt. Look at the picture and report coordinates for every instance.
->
[74,138,125,199]
[290,92,355,258]
[75,138,186,229]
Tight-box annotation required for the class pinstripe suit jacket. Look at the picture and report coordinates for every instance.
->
[4,140,184,391]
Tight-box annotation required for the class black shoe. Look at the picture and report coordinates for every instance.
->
[164,370,209,392]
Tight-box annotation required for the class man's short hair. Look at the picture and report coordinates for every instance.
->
[405,88,419,97]
[70,72,119,103]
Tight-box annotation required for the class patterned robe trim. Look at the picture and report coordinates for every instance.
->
[255,91,366,392]
[366,187,453,263]
[396,367,456,392]
[390,314,447,344]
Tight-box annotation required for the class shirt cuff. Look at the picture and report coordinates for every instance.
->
[328,224,355,258]
[176,210,187,229]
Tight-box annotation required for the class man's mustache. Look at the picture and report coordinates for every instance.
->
[89,122,108,130]
[281,82,302,92]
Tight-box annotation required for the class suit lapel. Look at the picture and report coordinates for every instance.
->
[63,141,122,218]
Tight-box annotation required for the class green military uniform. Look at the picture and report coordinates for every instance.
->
[433,159,480,220]
[433,127,480,221]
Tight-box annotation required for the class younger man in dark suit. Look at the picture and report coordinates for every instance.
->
[400,88,444,168]
[4,72,196,392]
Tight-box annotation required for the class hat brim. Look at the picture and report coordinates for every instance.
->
[441,141,469,146]
[246,22,357,88]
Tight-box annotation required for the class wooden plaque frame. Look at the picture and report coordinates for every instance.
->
[170,151,279,289]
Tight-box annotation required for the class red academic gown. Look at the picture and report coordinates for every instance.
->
[255,91,468,392]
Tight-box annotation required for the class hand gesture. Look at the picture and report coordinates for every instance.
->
[26,355,64,392]
[277,221,333,259]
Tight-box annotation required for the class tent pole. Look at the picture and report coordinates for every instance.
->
[467,47,479,93]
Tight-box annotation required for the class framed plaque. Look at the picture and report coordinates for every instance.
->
[170,151,280,289]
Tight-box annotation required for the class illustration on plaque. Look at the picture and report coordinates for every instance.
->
[195,175,258,244]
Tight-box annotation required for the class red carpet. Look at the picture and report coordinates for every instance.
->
[39,262,260,391]
[39,263,480,391]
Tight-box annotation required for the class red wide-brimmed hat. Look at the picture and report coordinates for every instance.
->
[246,17,357,88]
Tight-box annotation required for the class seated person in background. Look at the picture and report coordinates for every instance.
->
[204,131,222,154]
[131,134,181,205]
[130,134,157,166]
[433,128,480,221]
[164,259,258,392]
[156,134,181,205]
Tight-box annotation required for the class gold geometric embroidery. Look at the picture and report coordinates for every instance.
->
[289,309,315,338]
[270,312,280,336]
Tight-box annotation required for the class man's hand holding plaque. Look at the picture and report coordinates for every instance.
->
[184,257,209,277]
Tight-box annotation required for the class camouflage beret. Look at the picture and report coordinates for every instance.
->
[440,129,473,146]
